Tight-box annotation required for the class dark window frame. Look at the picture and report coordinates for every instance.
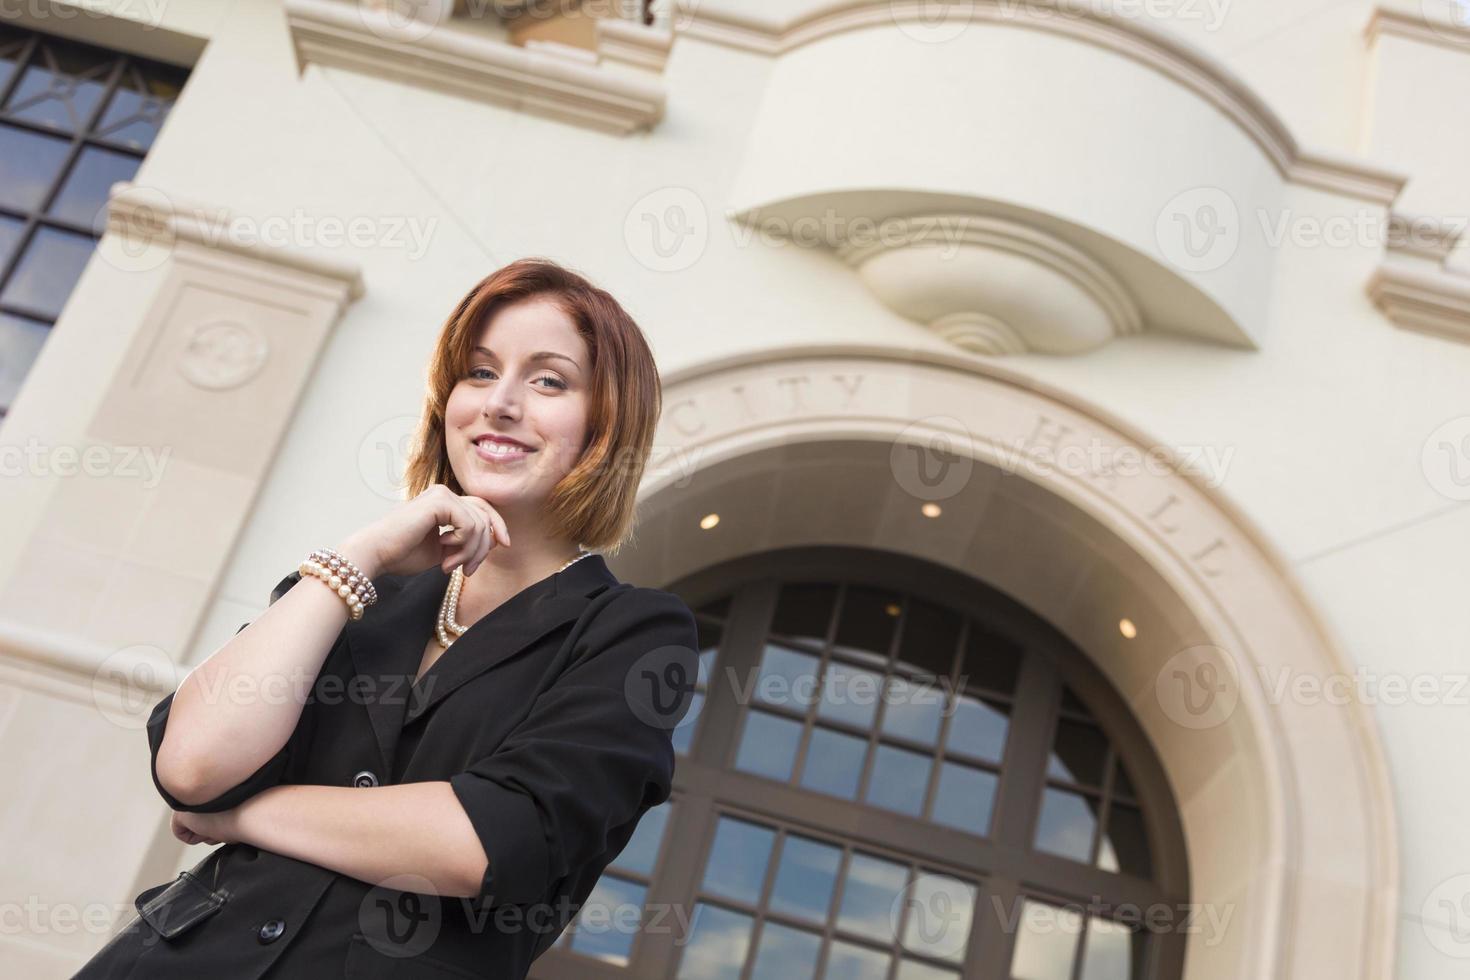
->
[534,546,1190,979]
[0,23,189,418]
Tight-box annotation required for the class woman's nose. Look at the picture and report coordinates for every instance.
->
[483,382,522,420]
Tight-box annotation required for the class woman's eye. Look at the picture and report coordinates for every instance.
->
[469,367,494,380]
[535,375,568,390]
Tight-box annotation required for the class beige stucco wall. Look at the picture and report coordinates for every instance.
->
[0,0,1467,976]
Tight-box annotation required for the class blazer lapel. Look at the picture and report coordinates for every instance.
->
[343,554,619,773]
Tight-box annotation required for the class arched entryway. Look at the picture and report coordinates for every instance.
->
[597,346,1396,980]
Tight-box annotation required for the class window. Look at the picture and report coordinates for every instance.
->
[535,548,1188,979]
[0,24,189,418]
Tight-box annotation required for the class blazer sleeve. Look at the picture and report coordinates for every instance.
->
[448,586,700,907]
[146,569,317,813]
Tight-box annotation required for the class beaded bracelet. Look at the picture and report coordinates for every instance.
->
[299,547,378,620]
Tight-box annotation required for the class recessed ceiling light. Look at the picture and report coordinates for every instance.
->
[921,503,942,518]
[1119,618,1137,639]
[700,513,720,530]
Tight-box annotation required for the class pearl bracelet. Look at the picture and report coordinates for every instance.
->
[299,548,378,620]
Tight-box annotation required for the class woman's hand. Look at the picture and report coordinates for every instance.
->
[170,809,236,847]
[338,484,511,581]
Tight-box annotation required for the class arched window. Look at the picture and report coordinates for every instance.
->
[539,547,1189,980]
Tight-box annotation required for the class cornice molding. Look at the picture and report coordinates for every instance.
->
[598,16,674,72]
[285,0,666,135]
[674,0,1407,204]
[1367,211,1470,344]
[1365,5,1470,52]
[106,182,365,303]
[1367,264,1470,344]
[833,213,1143,355]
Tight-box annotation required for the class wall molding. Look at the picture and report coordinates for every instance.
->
[674,0,1407,204]
[1366,211,1470,344]
[285,0,667,135]
[834,212,1144,355]
[1365,5,1470,53]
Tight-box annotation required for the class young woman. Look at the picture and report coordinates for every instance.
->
[75,258,699,979]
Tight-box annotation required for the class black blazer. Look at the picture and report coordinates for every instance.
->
[74,553,699,980]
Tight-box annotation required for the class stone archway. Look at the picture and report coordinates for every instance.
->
[607,345,1397,980]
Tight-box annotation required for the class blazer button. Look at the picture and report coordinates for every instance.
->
[352,770,379,788]
[257,918,286,944]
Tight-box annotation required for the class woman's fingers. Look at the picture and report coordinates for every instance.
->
[462,498,509,575]
[442,497,489,574]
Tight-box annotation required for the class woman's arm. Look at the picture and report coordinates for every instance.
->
[181,782,487,899]
[154,536,381,807]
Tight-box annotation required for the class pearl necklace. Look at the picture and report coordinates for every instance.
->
[434,550,592,649]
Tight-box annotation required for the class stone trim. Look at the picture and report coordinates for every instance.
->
[285,0,667,135]
[674,0,1407,204]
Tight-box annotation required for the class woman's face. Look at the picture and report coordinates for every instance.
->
[443,295,591,525]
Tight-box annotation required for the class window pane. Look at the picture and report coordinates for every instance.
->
[672,691,704,756]
[799,726,866,799]
[817,659,882,728]
[47,144,140,232]
[701,817,775,905]
[1097,804,1152,879]
[6,40,111,133]
[836,852,907,943]
[0,226,93,320]
[946,694,1008,763]
[0,123,71,211]
[770,582,835,646]
[865,743,929,818]
[894,597,961,677]
[1081,916,1141,980]
[734,709,803,782]
[93,61,185,150]
[568,874,646,966]
[899,872,975,963]
[882,675,944,745]
[1034,788,1099,864]
[0,215,24,269]
[896,960,961,980]
[963,622,1022,696]
[769,834,842,923]
[1011,899,1083,980]
[677,903,753,980]
[1047,719,1108,787]
[930,762,997,837]
[833,585,901,666]
[753,643,820,711]
[612,799,669,875]
[825,939,890,980]
[0,312,48,413]
[749,921,821,980]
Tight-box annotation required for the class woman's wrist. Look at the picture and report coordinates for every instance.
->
[333,535,384,581]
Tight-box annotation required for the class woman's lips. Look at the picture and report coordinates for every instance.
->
[473,439,534,463]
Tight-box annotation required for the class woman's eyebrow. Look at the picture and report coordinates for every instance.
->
[472,346,580,370]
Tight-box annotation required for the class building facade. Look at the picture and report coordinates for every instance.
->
[0,0,1468,977]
